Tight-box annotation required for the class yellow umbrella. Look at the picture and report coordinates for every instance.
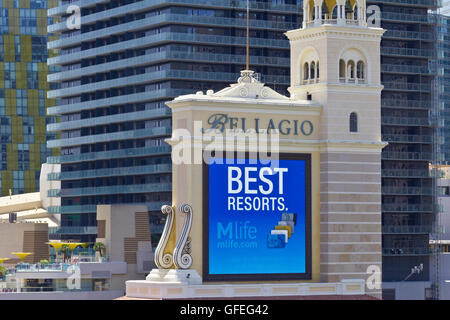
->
[11,252,32,262]
[67,243,81,251]
[46,242,64,252]
[80,243,89,249]
[0,258,9,264]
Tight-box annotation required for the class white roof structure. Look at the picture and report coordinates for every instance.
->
[0,192,59,227]
[171,70,321,109]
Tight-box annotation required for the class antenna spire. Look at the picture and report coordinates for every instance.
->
[246,0,250,71]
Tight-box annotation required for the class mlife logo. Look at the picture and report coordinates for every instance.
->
[216,221,258,249]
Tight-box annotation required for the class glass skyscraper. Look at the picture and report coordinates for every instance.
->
[368,0,438,290]
[46,0,300,243]
[437,1,450,163]
[0,0,58,196]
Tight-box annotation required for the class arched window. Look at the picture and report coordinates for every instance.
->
[332,5,338,19]
[357,61,365,80]
[345,0,353,19]
[316,61,320,79]
[339,59,346,79]
[303,62,309,80]
[350,112,358,133]
[347,60,355,79]
[310,61,315,79]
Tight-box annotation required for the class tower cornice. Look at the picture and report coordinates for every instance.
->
[285,25,385,42]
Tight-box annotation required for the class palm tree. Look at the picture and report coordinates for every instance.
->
[94,242,106,258]
[60,244,72,263]
[0,266,7,280]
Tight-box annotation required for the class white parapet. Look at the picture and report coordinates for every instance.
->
[126,270,366,299]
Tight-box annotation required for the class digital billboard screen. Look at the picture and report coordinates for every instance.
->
[203,153,311,281]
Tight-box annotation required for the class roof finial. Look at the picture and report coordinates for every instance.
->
[246,0,250,71]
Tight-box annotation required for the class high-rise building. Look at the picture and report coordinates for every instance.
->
[437,5,450,164]
[0,0,58,197]
[45,0,301,244]
[366,0,439,298]
[46,0,439,292]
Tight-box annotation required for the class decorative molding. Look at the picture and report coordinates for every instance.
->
[173,204,193,269]
[154,205,174,269]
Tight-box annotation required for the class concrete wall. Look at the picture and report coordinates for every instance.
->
[0,223,48,263]
[40,163,61,210]
[96,205,153,292]
[382,281,431,300]
[0,290,124,300]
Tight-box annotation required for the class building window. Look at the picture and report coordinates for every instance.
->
[350,112,358,133]
[347,60,355,80]
[17,144,29,171]
[339,59,346,80]
[302,60,320,84]
[13,170,24,194]
[303,62,309,80]
[357,61,365,80]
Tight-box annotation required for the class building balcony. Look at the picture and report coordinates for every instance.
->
[48,0,105,17]
[382,247,435,256]
[382,203,434,212]
[382,82,432,92]
[48,226,98,235]
[382,169,431,178]
[47,70,289,99]
[370,0,440,9]
[382,225,435,234]
[47,201,169,214]
[381,116,430,126]
[46,145,172,165]
[379,11,437,23]
[48,164,172,181]
[47,89,192,115]
[381,151,433,161]
[48,51,291,83]
[48,13,298,49]
[47,126,172,149]
[381,99,431,109]
[382,186,433,195]
[47,205,97,214]
[46,108,172,132]
[48,183,172,198]
[381,47,434,59]
[47,32,290,66]
[382,134,432,144]
[48,0,300,18]
[381,64,432,75]
[383,30,434,41]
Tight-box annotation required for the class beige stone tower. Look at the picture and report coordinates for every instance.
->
[286,0,385,298]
